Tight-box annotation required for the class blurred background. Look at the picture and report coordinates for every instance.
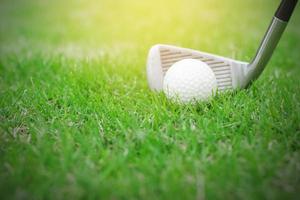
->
[1,0,299,60]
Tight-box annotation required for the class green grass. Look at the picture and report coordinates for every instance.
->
[0,0,300,199]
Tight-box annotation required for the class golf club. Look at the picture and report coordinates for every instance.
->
[147,0,298,92]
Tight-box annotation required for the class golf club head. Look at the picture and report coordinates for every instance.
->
[147,44,248,93]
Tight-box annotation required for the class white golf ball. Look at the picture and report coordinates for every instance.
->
[163,59,217,104]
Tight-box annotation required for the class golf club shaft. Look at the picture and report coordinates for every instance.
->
[246,0,298,85]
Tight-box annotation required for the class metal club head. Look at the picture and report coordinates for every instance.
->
[147,44,248,92]
[146,0,298,93]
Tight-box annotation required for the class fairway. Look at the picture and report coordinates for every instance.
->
[0,0,300,199]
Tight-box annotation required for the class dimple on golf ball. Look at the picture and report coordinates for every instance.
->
[163,59,217,104]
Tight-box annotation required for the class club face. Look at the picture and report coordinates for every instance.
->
[147,44,249,92]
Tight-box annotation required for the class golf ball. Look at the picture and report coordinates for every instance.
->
[163,59,217,104]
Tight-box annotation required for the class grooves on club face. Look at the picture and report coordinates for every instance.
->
[159,46,233,91]
[147,44,248,93]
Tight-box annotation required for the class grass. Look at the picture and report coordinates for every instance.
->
[0,0,300,199]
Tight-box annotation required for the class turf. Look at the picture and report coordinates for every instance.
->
[0,0,300,199]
